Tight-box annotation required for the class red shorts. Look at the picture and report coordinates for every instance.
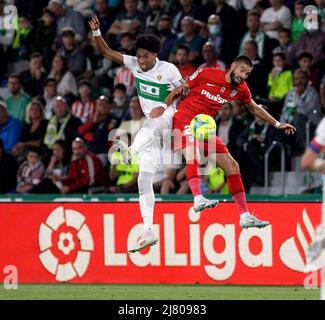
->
[172,114,229,154]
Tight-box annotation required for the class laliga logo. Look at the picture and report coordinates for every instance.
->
[279,209,325,272]
[38,206,94,282]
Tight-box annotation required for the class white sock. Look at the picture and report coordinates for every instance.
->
[194,195,204,203]
[130,127,155,156]
[138,172,154,233]
[240,212,251,219]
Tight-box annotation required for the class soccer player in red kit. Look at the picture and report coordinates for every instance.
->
[162,55,296,228]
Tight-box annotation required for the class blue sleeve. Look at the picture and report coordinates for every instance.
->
[5,119,23,153]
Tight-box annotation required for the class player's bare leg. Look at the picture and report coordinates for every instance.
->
[183,145,219,213]
[214,152,269,229]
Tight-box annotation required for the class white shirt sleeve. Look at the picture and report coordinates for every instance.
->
[278,6,292,29]
[122,55,138,73]
[315,117,325,147]
[169,64,184,88]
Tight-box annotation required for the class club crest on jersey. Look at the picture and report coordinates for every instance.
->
[230,89,237,97]
[157,74,162,81]
[220,87,226,93]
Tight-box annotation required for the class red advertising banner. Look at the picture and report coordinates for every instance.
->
[0,202,323,285]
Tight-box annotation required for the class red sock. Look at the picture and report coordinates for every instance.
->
[186,160,202,197]
[227,173,248,214]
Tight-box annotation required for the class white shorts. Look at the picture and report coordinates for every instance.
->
[138,107,175,174]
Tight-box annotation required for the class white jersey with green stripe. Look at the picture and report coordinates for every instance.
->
[123,55,184,118]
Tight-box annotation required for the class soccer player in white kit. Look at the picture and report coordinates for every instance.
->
[301,117,325,300]
[89,16,218,253]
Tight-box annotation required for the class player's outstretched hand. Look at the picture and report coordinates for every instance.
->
[150,106,165,118]
[278,122,296,135]
[89,15,100,31]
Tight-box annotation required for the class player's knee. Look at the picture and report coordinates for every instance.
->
[225,159,240,174]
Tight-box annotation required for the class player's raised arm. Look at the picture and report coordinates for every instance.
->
[246,99,296,135]
[89,16,123,65]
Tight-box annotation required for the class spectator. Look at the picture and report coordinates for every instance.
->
[48,54,78,97]
[239,10,279,69]
[107,0,144,37]
[175,44,197,80]
[5,74,31,123]
[260,0,292,40]
[242,40,269,100]
[296,51,322,90]
[267,52,293,117]
[43,78,58,120]
[31,139,69,193]
[71,80,97,124]
[216,103,246,159]
[172,0,205,34]
[16,146,45,194]
[114,61,135,96]
[272,28,293,57]
[0,138,18,193]
[48,0,87,42]
[31,8,57,55]
[156,15,178,61]
[43,96,82,153]
[95,0,117,36]
[0,102,23,154]
[206,14,223,58]
[143,0,166,34]
[111,84,129,120]
[115,96,145,143]
[19,52,47,97]
[281,69,322,153]
[198,42,226,71]
[213,0,239,66]
[237,110,280,188]
[57,27,87,78]
[321,73,325,111]
[109,134,139,193]
[83,33,112,87]
[78,95,120,165]
[203,165,228,194]
[66,0,94,18]
[291,0,306,42]
[9,14,35,61]
[169,16,206,66]
[58,137,105,194]
[116,32,135,54]
[11,99,48,161]
[287,15,325,68]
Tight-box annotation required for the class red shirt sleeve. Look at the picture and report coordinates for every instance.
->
[240,82,252,105]
[187,68,211,89]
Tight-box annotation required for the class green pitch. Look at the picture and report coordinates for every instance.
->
[0,284,320,300]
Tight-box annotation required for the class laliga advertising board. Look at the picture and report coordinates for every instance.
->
[0,202,323,284]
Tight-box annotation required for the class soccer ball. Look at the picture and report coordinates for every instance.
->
[190,114,217,141]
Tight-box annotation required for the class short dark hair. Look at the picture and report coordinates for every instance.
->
[30,52,42,60]
[279,28,290,36]
[247,10,260,18]
[176,44,190,55]
[298,51,313,61]
[113,83,127,92]
[272,52,286,60]
[134,34,161,54]
[234,55,253,68]
[8,74,21,83]
[159,15,172,23]
[27,146,41,157]
[78,79,92,89]
[120,32,133,40]
[295,0,306,6]
[43,78,57,86]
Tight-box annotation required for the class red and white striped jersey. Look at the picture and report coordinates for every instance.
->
[72,99,97,124]
[114,67,135,96]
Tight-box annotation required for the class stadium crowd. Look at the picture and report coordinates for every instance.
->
[0,0,324,195]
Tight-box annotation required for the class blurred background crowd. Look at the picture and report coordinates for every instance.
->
[0,0,324,195]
